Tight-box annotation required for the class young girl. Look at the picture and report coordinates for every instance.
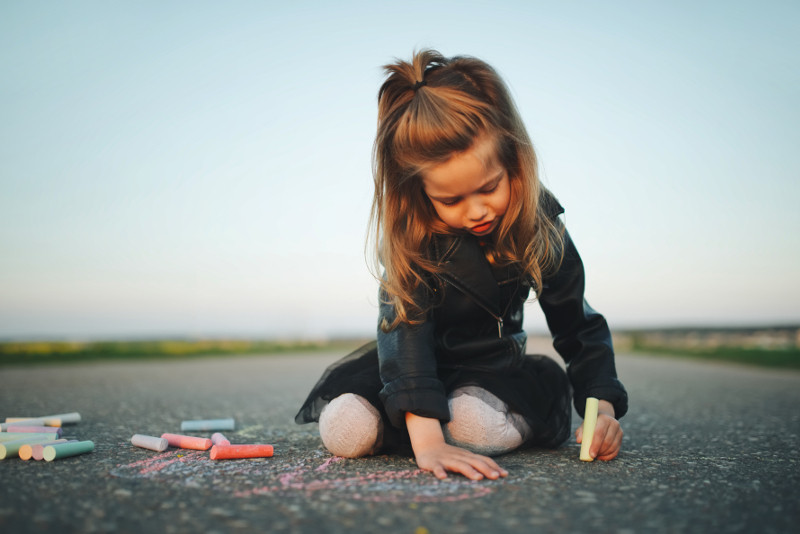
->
[295,50,627,480]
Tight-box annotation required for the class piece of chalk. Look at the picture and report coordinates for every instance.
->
[0,432,58,443]
[0,437,62,459]
[43,440,94,461]
[131,434,169,452]
[580,397,600,462]
[161,433,212,450]
[1,418,50,430]
[210,433,231,446]
[210,444,274,460]
[180,418,235,432]
[5,425,63,437]
[33,440,77,460]
[8,412,81,425]
[20,439,69,460]
[36,412,81,424]
[5,417,63,427]
[1,413,80,429]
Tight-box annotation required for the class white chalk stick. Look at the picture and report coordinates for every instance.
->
[131,434,169,452]
[180,418,235,432]
[36,412,81,424]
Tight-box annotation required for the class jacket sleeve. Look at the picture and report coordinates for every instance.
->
[377,287,450,428]
[538,228,629,419]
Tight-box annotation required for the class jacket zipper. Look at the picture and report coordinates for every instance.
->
[437,274,505,339]
[472,296,504,338]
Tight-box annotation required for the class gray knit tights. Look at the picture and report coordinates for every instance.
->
[318,386,532,458]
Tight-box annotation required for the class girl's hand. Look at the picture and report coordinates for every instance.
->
[575,400,623,461]
[414,441,508,480]
[405,411,508,480]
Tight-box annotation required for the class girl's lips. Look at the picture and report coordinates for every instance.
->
[470,220,494,235]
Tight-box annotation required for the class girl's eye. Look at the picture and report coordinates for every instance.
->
[440,198,461,206]
[481,182,500,194]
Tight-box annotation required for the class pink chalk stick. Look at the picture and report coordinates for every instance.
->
[32,440,77,460]
[210,444,274,460]
[160,433,212,450]
[211,433,231,446]
[5,426,62,437]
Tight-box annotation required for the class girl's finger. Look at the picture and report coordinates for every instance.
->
[475,454,505,475]
[433,465,448,479]
[449,461,484,481]
[448,456,493,480]
[468,458,503,479]
[595,421,623,461]
[591,421,611,459]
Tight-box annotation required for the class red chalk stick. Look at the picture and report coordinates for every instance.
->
[210,444,274,460]
[160,433,212,450]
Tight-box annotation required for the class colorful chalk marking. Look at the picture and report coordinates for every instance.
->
[131,434,169,452]
[43,440,94,461]
[0,437,61,459]
[180,418,235,432]
[580,397,600,462]
[210,444,274,460]
[5,425,62,437]
[161,433,212,450]
[211,433,231,446]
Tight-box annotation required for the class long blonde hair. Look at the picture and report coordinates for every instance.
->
[370,50,564,328]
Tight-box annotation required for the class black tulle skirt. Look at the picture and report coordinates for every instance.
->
[294,341,572,453]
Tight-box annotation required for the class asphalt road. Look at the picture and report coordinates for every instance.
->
[1,344,798,534]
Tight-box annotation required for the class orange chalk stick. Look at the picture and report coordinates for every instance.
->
[210,444,274,460]
[160,433,212,450]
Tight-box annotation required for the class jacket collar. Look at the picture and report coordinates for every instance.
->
[431,233,503,316]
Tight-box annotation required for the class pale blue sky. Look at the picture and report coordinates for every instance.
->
[1,1,798,340]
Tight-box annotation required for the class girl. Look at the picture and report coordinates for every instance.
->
[296,50,627,480]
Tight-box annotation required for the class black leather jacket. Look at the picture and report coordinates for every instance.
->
[377,199,628,428]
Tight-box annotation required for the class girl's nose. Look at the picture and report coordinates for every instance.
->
[466,197,488,221]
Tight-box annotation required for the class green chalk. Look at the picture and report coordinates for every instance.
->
[43,440,94,461]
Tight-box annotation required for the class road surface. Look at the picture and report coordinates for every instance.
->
[1,345,798,533]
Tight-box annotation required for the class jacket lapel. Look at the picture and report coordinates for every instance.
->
[432,234,503,316]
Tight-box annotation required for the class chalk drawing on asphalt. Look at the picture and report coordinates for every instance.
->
[110,446,499,502]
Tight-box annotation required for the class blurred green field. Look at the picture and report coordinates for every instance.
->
[627,338,800,369]
[2,334,798,369]
[0,339,364,366]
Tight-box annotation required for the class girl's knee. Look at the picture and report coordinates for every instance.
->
[444,386,532,456]
[318,393,383,458]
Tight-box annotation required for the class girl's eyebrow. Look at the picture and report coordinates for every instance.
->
[482,170,505,188]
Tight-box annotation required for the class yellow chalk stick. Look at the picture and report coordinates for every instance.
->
[580,397,599,462]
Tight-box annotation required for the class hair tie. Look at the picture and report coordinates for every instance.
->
[413,79,427,91]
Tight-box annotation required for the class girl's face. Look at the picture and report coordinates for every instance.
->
[421,134,511,237]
